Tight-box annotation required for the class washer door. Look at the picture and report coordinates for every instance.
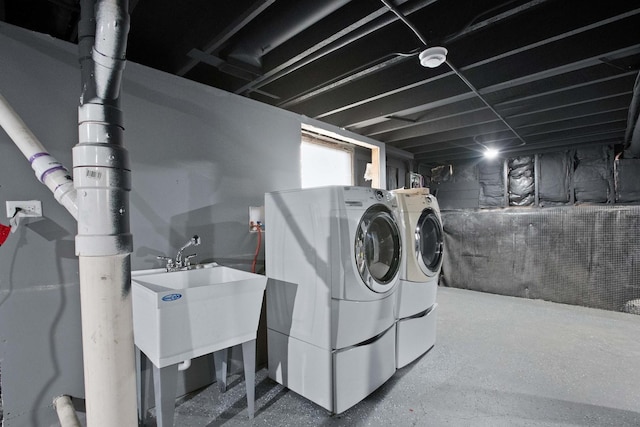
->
[415,208,444,277]
[354,205,402,292]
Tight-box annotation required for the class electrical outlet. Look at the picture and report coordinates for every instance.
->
[249,205,264,232]
[6,200,42,218]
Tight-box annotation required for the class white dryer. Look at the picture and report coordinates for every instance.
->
[265,186,402,414]
[392,188,443,368]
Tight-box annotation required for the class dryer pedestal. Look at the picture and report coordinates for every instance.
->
[395,278,438,319]
[395,278,438,368]
[392,190,443,369]
[396,304,437,369]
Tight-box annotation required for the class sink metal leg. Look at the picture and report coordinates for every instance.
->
[241,339,257,419]
[212,348,228,392]
[135,348,153,425]
[152,363,178,427]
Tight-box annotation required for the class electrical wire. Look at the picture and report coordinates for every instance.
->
[0,222,11,246]
[448,60,526,147]
[379,0,527,148]
[379,0,428,46]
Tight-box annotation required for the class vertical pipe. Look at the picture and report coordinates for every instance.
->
[569,150,576,205]
[503,158,509,207]
[78,255,137,425]
[534,154,540,206]
[75,1,137,426]
[624,71,640,157]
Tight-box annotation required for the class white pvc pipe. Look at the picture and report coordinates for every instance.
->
[0,93,78,219]
[52,395,82,427]
[79,255,137,426]
[178,359,192,371]
[0,92,46,160]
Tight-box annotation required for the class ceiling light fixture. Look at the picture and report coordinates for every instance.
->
[419,47,448,68]
[483,147,500,159]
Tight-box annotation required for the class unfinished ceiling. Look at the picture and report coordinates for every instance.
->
[3,0,639,166]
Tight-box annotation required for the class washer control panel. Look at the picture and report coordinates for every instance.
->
[343,187,397,207]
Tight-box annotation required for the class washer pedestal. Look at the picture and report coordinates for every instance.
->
[268,327,396,414]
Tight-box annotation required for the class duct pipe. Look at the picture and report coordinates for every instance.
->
[227,0,350,68]
[53,395,82,427]
[91,0,129,100]
[0,93,78,219]
[75,1,137,426]
[235,0,419,95]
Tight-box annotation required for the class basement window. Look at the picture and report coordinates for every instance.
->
[301,131,354,188]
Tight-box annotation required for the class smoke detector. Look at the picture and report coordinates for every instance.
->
[419,47,447,68]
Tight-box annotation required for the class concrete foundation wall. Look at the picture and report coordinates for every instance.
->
[441,206,640,312]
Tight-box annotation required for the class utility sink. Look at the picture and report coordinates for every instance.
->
[132,263,267,368]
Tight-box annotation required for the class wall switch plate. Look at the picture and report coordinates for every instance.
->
[6,200,42,218]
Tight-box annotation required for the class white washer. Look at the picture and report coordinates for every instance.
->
[265,186,402,414]
[392,188,443,368]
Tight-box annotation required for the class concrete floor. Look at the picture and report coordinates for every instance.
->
[149,287,640,426]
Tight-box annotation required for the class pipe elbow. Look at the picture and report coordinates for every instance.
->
[56,184,79,221]
[178,359,192,371]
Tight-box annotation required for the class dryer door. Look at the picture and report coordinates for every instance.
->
[354,205,402,293]
[415,208,444,277]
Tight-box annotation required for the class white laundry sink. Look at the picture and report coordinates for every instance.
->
[132,263,267,368]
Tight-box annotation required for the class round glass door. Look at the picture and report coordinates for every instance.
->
[354,205,402,292]
[415,209,443,276]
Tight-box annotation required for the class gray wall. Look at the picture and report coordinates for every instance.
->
[385,156,409,190]
[0,23,87,427]
[0,23,390,426]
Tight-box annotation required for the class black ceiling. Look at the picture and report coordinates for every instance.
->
[3,0,640,166]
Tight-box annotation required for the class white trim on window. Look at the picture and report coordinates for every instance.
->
[301,122,384,188]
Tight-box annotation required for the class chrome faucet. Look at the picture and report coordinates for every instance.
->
[176,235,200,267]
[157,235,201,271]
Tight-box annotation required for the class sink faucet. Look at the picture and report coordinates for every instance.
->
[157,235,201,271]
[176,234,201,267]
